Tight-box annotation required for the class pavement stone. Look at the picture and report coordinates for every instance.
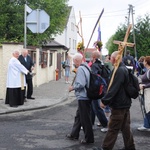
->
[0,74,75,115]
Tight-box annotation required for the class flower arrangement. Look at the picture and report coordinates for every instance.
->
[94,41,103,50]
[77,41,84,52]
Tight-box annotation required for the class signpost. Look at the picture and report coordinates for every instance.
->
[24,4,50,48]
[27,9,50,33]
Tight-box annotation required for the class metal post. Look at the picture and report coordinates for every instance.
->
[24,4,27,48]
[36,9,40,33]
[131,5,137,60]
[125,5,131,56]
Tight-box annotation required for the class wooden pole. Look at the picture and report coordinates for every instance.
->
[107,24,133,91]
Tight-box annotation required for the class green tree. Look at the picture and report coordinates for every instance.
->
[106,14,150,59]
[0,0,69,46]
[135,14,150,58]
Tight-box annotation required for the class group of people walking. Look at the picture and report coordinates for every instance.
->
[66,49,150,150]
[5,49,35,107]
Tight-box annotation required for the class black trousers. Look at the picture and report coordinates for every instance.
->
[70,100,94,143]
[26,78,33,98]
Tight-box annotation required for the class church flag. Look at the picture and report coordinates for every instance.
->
[97,23,101,41]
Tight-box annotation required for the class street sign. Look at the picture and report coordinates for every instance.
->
[27,9,50,33]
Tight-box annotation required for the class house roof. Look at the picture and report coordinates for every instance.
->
[65,6,72,27]
[42,40,69,51]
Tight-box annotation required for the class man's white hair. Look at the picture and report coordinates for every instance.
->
[21,49,28,54]
[73,53,83,60]
[12,50,20,55]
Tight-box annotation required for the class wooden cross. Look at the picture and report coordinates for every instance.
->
[107,24,135,91]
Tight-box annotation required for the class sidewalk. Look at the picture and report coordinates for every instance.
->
[0,75,75,115]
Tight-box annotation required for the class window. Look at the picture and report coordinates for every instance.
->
[49,53,53,66]
[69,38,71,49]
[73,39,74,49]
[39,51,48,68]
[71,22,74,31]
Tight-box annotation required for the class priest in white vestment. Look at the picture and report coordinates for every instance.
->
[5,50,29,107]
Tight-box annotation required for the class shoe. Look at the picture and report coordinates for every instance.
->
[10,105,18,108]
[24,99,27,102]
[137,126,150,131]
[80,139,94,144]
[81,126,95,130]
[66,134,78,140]
[27,97,35,100]
[93,147,103,150]
[97,122,101,127]
[118,148,136,150]
[101,127,108,133]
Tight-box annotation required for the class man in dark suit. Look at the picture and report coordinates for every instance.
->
[18,49,35,100]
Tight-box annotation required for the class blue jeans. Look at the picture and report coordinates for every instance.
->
[91,100,108,127]
[144,112,150,128]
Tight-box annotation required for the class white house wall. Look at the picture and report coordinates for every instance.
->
[0,44,24,99]
[0,44,57,100]
[54,7,77,55]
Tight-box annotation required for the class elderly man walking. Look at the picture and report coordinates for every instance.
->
[93,51,136,150]
[66,53,94,144]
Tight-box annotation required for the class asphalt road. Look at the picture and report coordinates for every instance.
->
[0,94,149,150]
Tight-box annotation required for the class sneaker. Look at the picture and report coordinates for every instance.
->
[137,126,150,131]
[101,127,108,133]
[97,122,101,127]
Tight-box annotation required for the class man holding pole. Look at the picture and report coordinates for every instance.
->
[93,51,136,150]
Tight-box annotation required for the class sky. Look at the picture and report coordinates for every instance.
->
[68,0,150,55]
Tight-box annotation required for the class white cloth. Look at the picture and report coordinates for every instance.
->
[144,88,150,113]
[6,57,28,88]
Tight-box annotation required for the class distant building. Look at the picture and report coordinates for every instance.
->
[54,6,77,57]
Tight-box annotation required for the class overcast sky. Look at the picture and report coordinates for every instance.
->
[68,0,150,54]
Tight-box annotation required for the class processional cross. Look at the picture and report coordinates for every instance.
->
[107,24,135,91]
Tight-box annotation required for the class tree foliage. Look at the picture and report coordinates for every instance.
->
[106,14,150,59]
[0,0,69,46]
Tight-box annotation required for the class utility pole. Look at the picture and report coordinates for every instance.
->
[125,4,137,60]
[130,5,137,61]
[124,5,131,56]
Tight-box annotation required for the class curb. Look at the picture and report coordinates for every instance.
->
[0,96,68,115]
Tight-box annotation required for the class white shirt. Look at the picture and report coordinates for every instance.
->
[6,57,28,88]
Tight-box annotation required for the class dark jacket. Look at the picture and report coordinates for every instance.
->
[18,55,34,79]
[101,62,132,109]
[91,59,103,74]
[91,59,110,84]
